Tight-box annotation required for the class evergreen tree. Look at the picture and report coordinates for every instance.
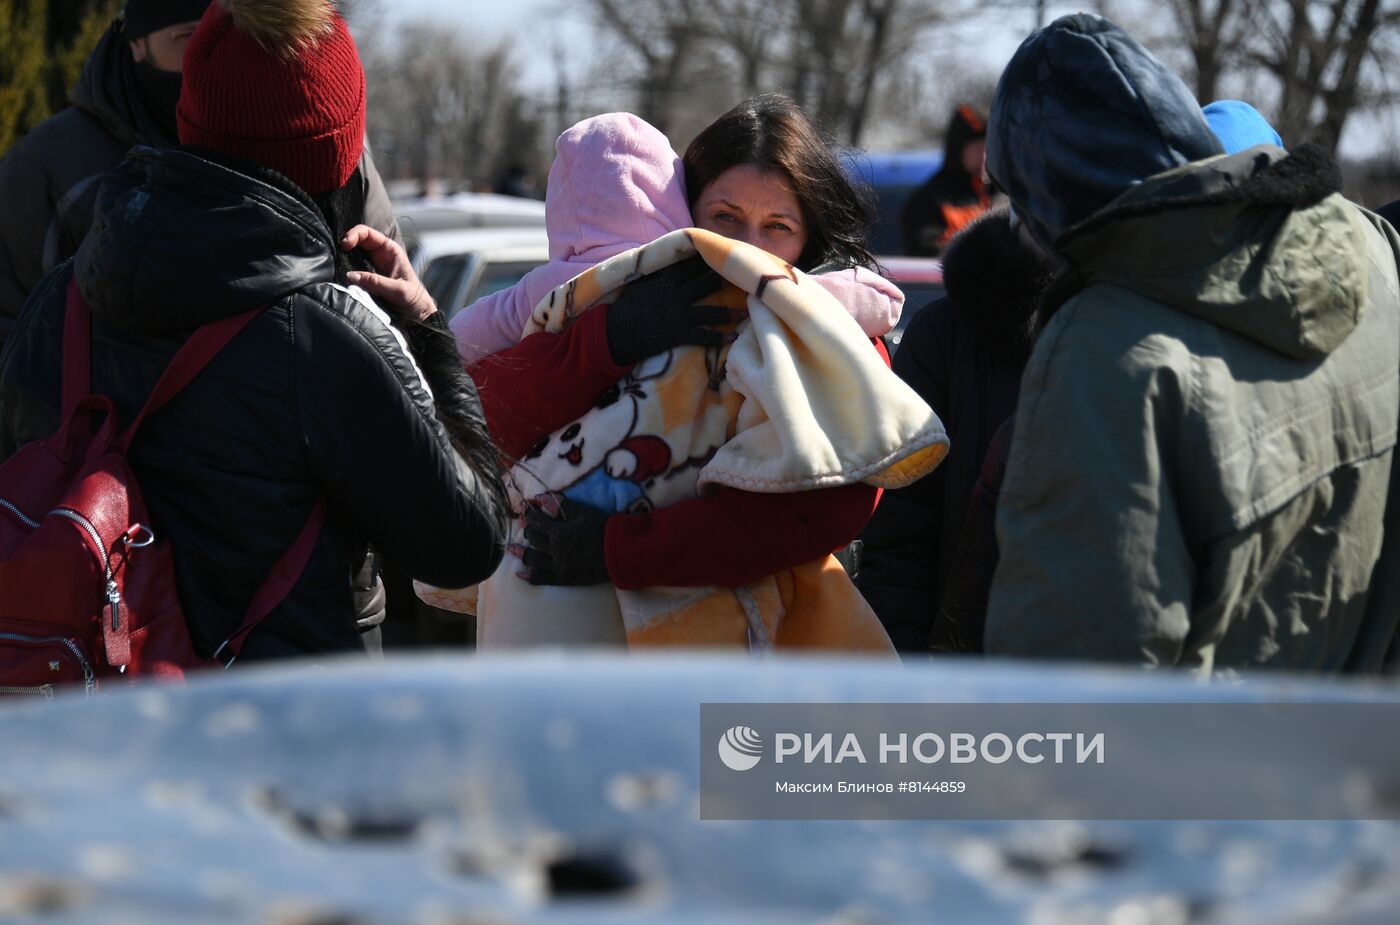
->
[0,0,118,153]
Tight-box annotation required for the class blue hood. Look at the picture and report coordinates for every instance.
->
[1203,100,1284,154]
[985,14,1223,249]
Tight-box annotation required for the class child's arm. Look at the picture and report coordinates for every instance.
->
[469,306,632,461]
[449,282,546,366]
[812,266,905,338]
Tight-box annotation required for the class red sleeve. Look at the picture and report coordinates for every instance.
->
[604,482,879,590]
[468,306,631,460]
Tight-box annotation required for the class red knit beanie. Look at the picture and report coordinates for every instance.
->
[177,0,365,195]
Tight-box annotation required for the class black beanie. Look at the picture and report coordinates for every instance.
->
[122,0,212,40]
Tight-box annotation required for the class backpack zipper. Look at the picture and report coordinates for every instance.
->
[1,500,122,641]
[48,508,120,632]
[0,498,38,529]
[0,684,54,699]
[0,633,95,695]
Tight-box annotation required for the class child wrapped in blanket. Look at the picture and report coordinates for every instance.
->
[448,112,905,364]
[419,112,945,648]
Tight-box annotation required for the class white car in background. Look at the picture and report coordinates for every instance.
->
[406,227,550,323]
[393,191,546,236]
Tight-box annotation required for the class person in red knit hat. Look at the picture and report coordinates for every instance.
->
[177,0,366,197]
[0,0,509,663]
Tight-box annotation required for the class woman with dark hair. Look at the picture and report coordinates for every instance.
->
[407,99,922,648]
[683,94,902,336]
[450,103,901,366]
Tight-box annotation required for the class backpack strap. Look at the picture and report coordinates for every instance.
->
[117,305,265,451]
[61,283,93,428]
[61,284,323,667]
[62,282,264,449]
[211,500,327,668]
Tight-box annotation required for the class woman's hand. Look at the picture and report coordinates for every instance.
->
[342,225,438,323]
[509,493,612,586]
[605,255,743,366]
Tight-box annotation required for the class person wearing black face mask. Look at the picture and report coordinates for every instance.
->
[0,0,401,352]
[0,2,208,349]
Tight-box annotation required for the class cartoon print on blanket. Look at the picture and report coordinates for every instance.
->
[416,228,949,650]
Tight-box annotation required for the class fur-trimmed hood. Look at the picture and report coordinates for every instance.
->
[1051,143,1365,359]
[939,206,1060,361]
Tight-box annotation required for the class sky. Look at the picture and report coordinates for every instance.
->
[375,0,1395,159]
[385,0,575,92]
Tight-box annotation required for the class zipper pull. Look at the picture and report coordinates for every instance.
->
[106,580,121,631]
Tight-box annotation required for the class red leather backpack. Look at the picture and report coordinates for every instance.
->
[0,283,323,697]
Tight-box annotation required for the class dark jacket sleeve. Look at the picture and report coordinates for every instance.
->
[0,266,69,461]
[0,153,56,346]
[294,292,508,590]
[932,415,1015,653]
[855,299,952,652]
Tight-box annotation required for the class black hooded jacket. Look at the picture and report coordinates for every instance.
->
[0,23,168,343]
[856,208,1055,653]
[899,106,990,257]
[0,147,508,661]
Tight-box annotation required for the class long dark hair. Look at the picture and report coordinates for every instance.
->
[683,94,878,273]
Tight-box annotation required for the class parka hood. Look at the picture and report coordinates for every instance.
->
[544,113,691,262]
[985,14,1222,251]
[71,20,179,151]
[1055,144,1367,359]
[73,146,335,333]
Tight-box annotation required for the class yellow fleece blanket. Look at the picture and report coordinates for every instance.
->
[417,228,948,650]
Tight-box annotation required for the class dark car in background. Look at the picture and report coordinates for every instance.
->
[845,149,943,256]
[844,151,946,354]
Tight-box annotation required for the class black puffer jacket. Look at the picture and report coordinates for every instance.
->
[0,23,160,342]
[0,147,507,661]
[856,208,1054,653]
[933,414,1015,653]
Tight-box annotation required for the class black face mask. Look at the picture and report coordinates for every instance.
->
[133,58,183,141]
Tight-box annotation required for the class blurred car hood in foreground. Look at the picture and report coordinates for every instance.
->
[0,654,1397,924]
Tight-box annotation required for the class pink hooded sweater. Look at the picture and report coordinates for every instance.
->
[450,112,903,364]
